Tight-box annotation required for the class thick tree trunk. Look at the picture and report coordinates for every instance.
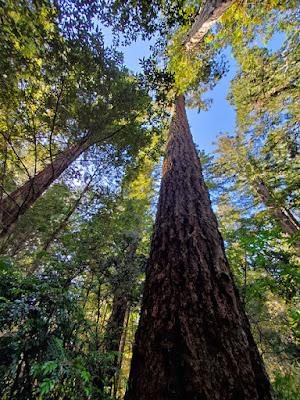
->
[125,96,272,400]
[183,0,235,51]
[0,138,90,237]
[254,178,300,252]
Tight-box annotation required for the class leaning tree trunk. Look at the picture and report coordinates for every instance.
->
[0,138,90,238]
[42,177,93,253]
[183,0,235,50]
[125,96,272,400]
[254,178,300,253]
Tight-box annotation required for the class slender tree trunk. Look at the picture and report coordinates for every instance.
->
[105,292,129,356]
[254,178,300,252]
[113,306,130,398]
[0,142,8,224]
[42,178,93,252]
[9,352,31,400]
[105,290,130,394]
[27,178,94,273]
[125,96,272,400]
[104,239,139,390]
[95,281,102,351]
[0,138,90,237]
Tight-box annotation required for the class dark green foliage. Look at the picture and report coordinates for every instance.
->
[0,0,155,201]
[0,257,92,399]
[99,0,197,43]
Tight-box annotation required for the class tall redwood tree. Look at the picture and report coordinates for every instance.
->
[125,96,272,400]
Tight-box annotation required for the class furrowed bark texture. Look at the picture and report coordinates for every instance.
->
[183,0,235,51]
[0,139,90,237]
[125,95,272,400]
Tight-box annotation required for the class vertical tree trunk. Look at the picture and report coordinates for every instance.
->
[125,96,272,400]
[0,138,90,238]
[113,306,130,398]
[105,291,129,357]
[105,291,130,395]
[104,239,139,390]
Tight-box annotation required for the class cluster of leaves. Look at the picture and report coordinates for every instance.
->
[98,0,199,44]
[215,0,300,60]
[166,27,228,102]
[0,256,95,399]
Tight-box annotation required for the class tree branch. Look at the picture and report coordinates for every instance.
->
[183,0,235,51]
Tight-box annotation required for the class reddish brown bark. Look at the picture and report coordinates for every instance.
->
[125,96,272,400]
[0,138,90,237]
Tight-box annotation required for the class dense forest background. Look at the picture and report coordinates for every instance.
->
[0,1,299,399]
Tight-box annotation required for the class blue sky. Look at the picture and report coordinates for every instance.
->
[187,51,237,153]
[104,29,284,154]
[122,44,237,154]
[107,32,237,154]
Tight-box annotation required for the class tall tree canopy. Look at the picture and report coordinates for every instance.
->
[0,0,299,399]
[0,0,159,237]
